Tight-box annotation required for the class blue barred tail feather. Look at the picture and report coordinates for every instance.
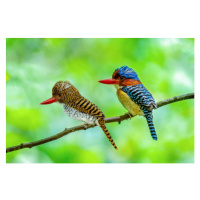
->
[143,109,157,141]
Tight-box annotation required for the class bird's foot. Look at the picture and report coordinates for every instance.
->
[81,123,91,130]
[126,112,133,119]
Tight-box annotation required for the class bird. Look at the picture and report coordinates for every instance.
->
[40,80,118,149]
[98,66,157,140]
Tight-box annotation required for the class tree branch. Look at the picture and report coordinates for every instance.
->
[6,92,194,153]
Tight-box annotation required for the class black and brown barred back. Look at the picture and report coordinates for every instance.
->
[52,81,105,118]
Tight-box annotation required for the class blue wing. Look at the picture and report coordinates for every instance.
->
[122,84,157,140]
[122,84,157,110]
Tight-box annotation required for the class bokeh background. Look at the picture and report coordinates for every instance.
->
[6,38,194,163]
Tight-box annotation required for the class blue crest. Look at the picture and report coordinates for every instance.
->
[116,66,140,81]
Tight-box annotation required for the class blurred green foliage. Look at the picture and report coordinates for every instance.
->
[6,38,194,163]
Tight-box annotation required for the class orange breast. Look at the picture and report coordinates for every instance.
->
[116,89,144,116]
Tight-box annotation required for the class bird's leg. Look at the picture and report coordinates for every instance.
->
[126,112,133,119]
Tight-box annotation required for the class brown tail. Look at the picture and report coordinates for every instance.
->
[98,118,118,150]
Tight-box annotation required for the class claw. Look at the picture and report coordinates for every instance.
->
[81,123,90,130]
[126,112,133,119]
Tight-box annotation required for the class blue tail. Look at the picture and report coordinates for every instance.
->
[143,109,157,141]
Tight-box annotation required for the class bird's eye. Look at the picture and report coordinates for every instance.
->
[120,76,125,80]
[58,94,61,97]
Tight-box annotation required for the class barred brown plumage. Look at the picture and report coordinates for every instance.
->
[98,118,118,149]
[41,80,117,150]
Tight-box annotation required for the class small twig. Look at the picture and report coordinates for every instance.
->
[6,92,194,153]
[156,93,194,108]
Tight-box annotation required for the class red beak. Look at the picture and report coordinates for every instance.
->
[40,97,58,105]
[98,78,119,84]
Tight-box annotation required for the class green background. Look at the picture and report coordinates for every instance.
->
[6,38,194,163]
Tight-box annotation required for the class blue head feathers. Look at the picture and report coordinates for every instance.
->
[116,66,140,81]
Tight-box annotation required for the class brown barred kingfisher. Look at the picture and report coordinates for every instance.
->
[99,66,157,140]
[40,81,118,149]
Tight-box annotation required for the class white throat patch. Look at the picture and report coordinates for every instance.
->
[114,84,122,90]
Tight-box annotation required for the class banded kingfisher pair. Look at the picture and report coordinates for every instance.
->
[40,66,157,150]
